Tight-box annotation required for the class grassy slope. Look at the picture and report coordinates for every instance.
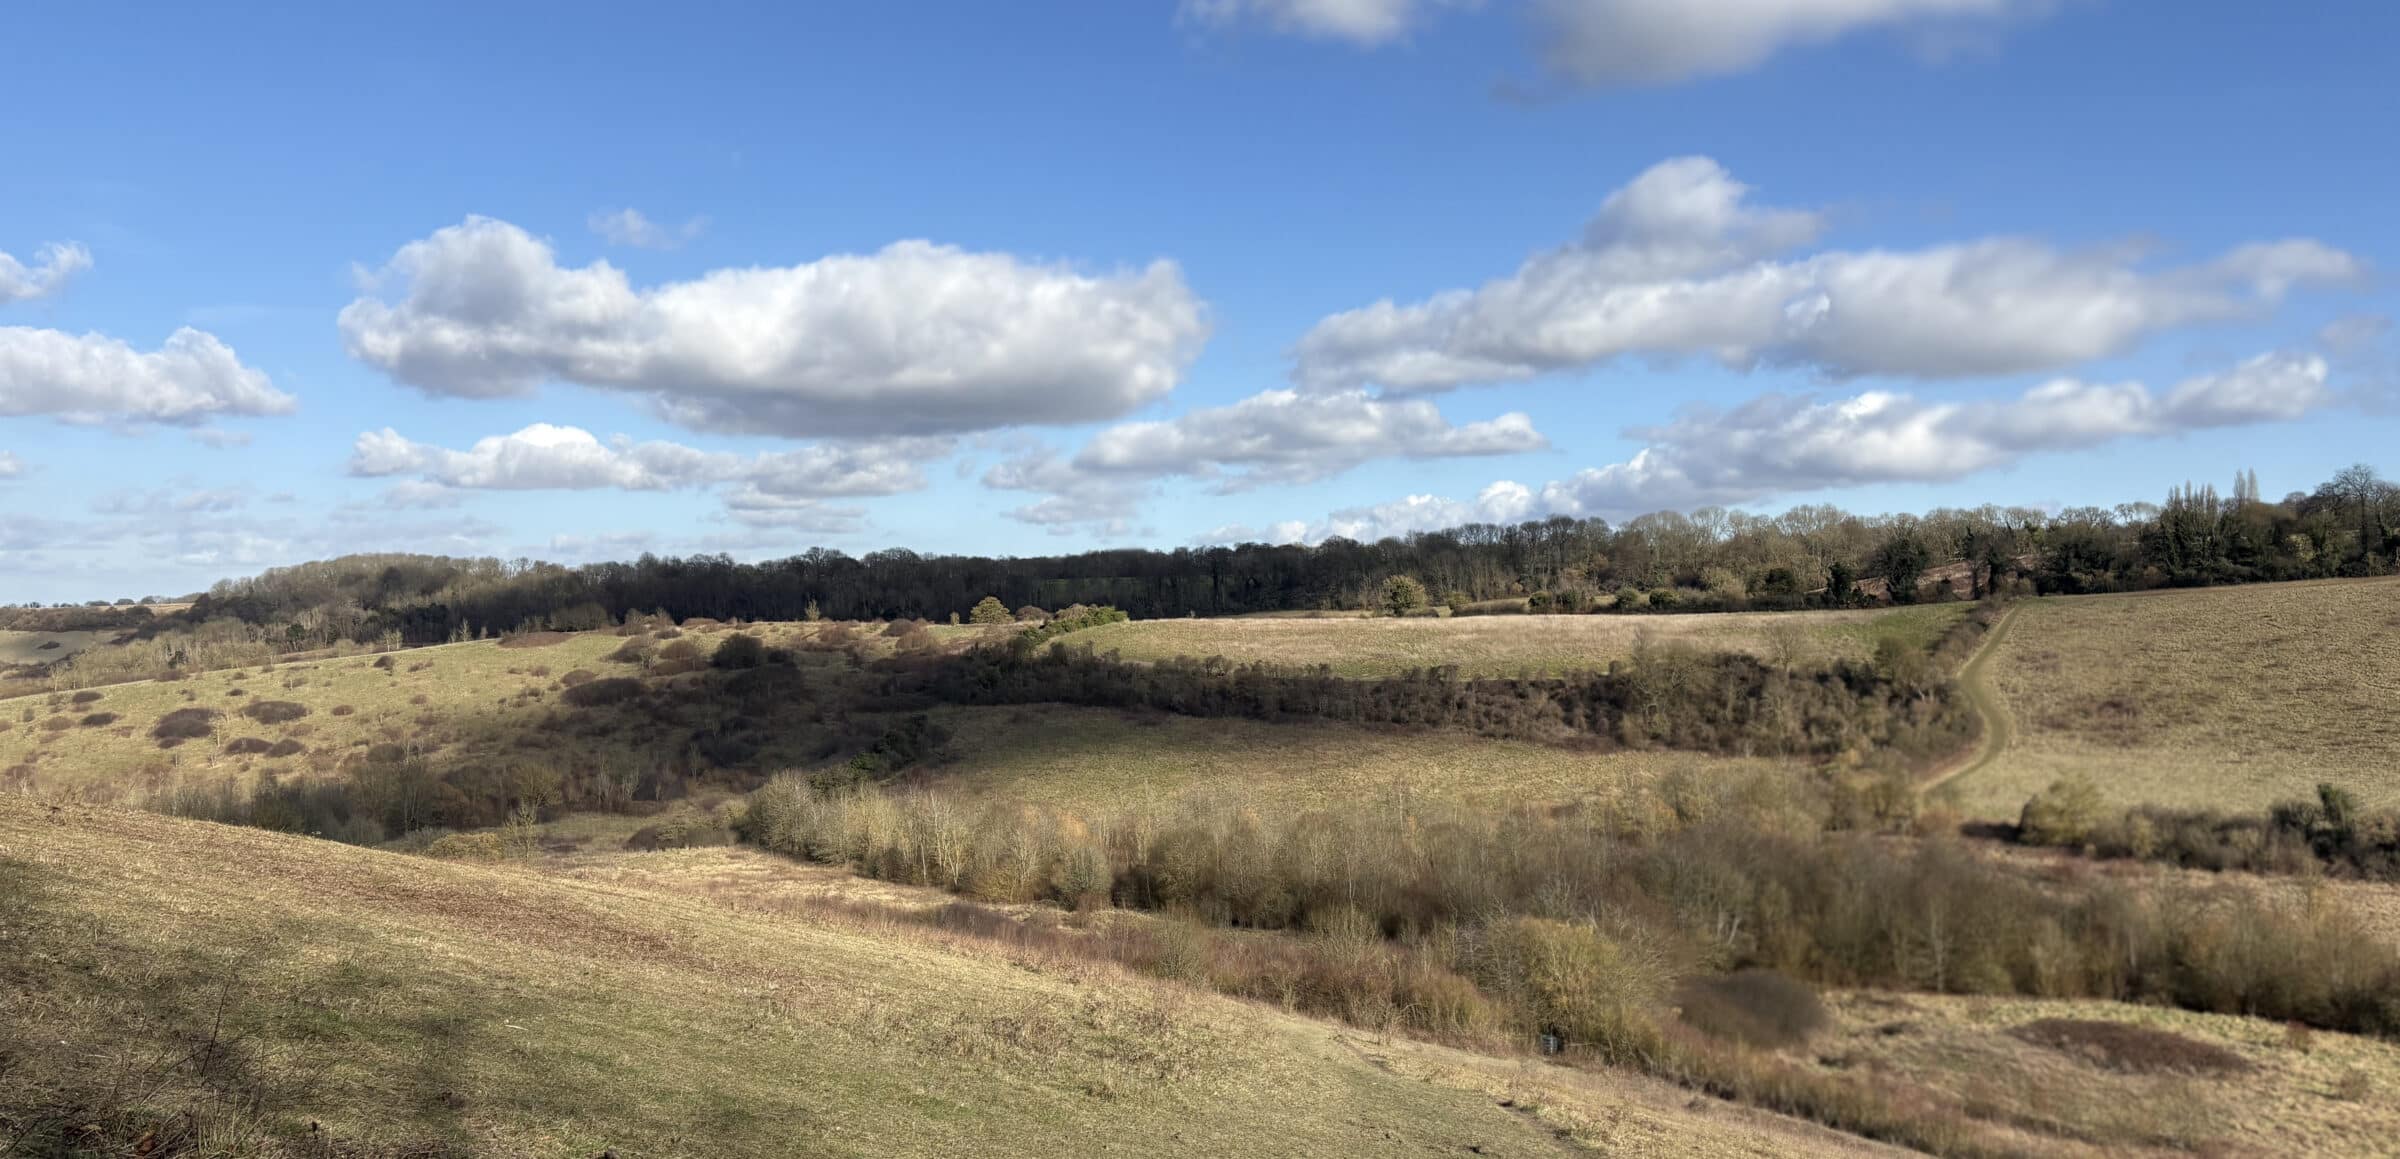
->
[1952,576,2400,817]
[0,633,636,801]
[0,797,1885,1158]
[926,703,1793,813]
[1815,991,2400,1155]
[1055,605,1966,679]
[0,629,102,666]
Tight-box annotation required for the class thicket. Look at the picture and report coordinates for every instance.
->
[2017,778,2400,880]
[741,777,2400,1044]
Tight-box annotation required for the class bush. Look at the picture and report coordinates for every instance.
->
[2020,776,2107,847]
[657,638,701,661]
[604,639,648,664]
[225,737,276,755]
[151,707,220,747]
[330,704,356,716]
[1014,605,1050,623]
[373,654,396,670]
[39,715,73,732]
[69,690,102,705]
[561,676,644,707]
[969,596,1013,625]
[78,712,119,728]
[1675,970,1828,1049]
[2010,1018,2254,1076]
[559,668,598,687]
[711,633,767,669]
[1466,917,1668,1060]
[240,700,310,725]
[266,739,306,758]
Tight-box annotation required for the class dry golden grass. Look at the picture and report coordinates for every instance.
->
[1814,990,2400,1156]
[1954,577,2400,817]
[0,796,1877,1157]
[925,703,1801,814]
[0,628,102,666]
[1055,604,1966,679]
[0,632,634,801]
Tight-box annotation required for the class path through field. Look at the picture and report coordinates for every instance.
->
[1922,602,2023,797]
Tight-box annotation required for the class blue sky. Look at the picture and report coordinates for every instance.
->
[3,1,2394,601]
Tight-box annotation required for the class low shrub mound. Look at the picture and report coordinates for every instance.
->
[711,633,766,669]
[40,716,73,732]
[78,712,118,728]
[266,739,306,758]
[2010,1018,2255,1076]
[559,669,598,687]
[329,705,356,716]
[561,676,644,707]
[150,707,219,748]
[498,631,574,649]
[240,700,310,725]
[225,737,276,755]
[604,640,648,663]
[1675,970,1829,1049]
[69,690,102,705]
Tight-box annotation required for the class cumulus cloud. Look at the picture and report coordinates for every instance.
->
[1177,0,1435,43]
[587,208,707,250]
[1296,157,2361,393]
[339,217,1209,438]
[1539,352,2333,515]
[983,388,1543,533]
[350,423,940,529]
[0,451,21,479]
[1308,481,1538,543]
[1077,388,1544,489]
[0,327,295,425]
[0,242,92,303]
[1534,0,2047,86]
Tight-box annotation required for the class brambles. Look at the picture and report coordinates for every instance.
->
[240,699,310,725]
[151,707,219,748]
[1676,970,1829,1049]
[2010,1019,2254,1076]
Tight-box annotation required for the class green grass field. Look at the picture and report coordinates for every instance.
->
[0,795,1887,1158]
[1948,577,2400,818]
[0,628,102,667]
[1052,604,1967,679]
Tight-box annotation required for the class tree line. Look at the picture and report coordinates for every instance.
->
[164,464,2396,645]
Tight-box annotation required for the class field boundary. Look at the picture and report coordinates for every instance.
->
[1921,600,2025,796]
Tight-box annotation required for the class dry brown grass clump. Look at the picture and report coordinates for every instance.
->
[239,699,309,724]
[497,630,574,649]
[1677,970,1830,1049]
[149,706,218,748]
[2010,1018,2255,1076]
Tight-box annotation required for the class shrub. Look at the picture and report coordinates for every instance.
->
[330,704,356,716]
[2020,776,2107,847]
[711,633,767,669]
[559,668,598,687]
[39,715,73,732]
[78,712,119,728]
[2009,1018,2254,1076]
[1675,970,1828,1049]
[1014,605,1050,623]
[561,676,644,707]
[604,639,649,664]
[422,831,507,861]
[1382,575,1428,617]
[266,739,307,758]
[969,596,1013,625]
[241,700,310,725]
[225,737,277,755]
[657,638,700,661]
[69,690,102,705]
[151,707,220,747]
[373,654,395,670]
[1465,917,1669,1060]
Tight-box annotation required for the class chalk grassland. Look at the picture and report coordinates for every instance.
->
[1053,605,1967,679]
[0,629,103,666]
[1954,576,2400,818]
[927,703,1797,814]
[0,632,638,801]
[1811,991,2400,1156]
[0,796,1892,1158]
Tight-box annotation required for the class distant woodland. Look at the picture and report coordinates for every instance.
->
[14,464,2391,646]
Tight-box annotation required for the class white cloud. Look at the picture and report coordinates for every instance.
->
[189,426,254,449]
[1540,352,2334,515]
[339,217,1210,438]
[1319,481,1537,542]
[0,326,295,425]
[0,451,21,479]
[1534,0,2046,86]
[1076,388,1545,489]
[588,208,707,250]
[1178,0,1432,43]
[1295,157,2361,393]
[0,242,92,303]
[982,448,1146,535]
[93,486,253,517]
[350,423,939,534]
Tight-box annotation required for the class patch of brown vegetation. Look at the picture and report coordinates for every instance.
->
[2010,1018,2255,1076]
[498,631,574,649]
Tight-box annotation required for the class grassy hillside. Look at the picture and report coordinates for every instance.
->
[1950,577,2400,817]
[0,628,102,667]
[0,796,1892,1158]
[1053,604,1966,679]
[928,703,1794,813]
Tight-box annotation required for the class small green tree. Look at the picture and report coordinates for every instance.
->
[803,598,822,622]
[969,596,1012,625]
[2018,776,2106,847]
[1382,574,1428,617]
